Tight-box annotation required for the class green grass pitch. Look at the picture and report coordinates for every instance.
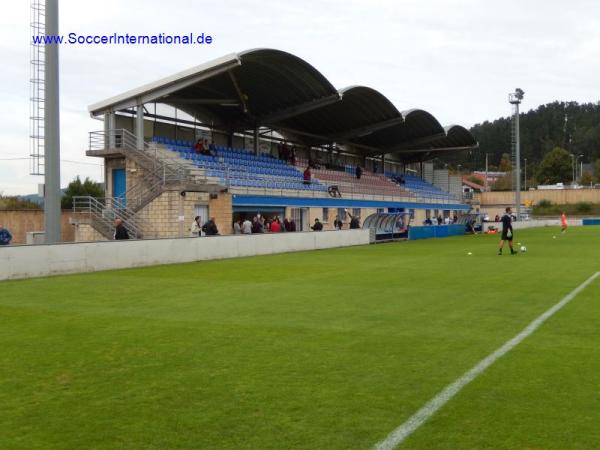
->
[1,227,599,449]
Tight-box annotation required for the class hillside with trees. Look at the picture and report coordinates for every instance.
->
[444,101,600,184]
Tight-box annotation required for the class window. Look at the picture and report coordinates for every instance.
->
[322,207,329,223]
[352,208,361,217]
[377,208,385,214]
[338,208,347,221]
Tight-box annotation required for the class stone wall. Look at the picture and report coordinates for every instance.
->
[74,222,108,242]
[0,210,75,244]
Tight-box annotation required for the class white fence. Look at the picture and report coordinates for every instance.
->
[0,230,370,281]
[483,219,582,232]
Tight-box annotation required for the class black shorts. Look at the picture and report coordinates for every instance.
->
[501,230,513,241]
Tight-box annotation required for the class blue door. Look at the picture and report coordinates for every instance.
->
[112,168,126,203]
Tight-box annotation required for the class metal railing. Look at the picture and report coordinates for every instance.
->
[73,196,145,239]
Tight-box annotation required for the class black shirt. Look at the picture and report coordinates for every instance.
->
[501,213,512,232]
[114,224,129,240]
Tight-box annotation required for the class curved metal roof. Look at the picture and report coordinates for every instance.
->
[89,48,477,160]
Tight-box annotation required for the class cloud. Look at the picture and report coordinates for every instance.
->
[1,0,599,194]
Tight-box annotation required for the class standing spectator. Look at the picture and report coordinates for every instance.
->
[193,139,204,155]
[347,209,361,229]
[114,218,129,240]
[283,217,291,232]
[251,216,264,233]
[303,166,312,185]
[270,218,282,233]
[437,215,443,225]
[494,214,500,222]
[202,217,219,236]
[444,216,450,225]
[233,219,242,234]
[334,216,343,230]
[190,216,203,237]
[424,217,433,226]
[355,165,363,179]
[290,145,296,165]
[242,217,252,234]
[0,224,12,245]
[290,218,297,232]
[453,214,458,223]
[311,218,323,231]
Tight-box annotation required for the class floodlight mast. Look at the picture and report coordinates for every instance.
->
[509,88,524,220]
[44,0,61,243]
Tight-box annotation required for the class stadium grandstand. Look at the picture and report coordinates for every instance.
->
[73,48,478,240]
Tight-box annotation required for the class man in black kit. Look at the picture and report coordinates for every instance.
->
[498,207,516,255]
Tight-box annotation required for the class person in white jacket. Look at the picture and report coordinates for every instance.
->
[190,216,203,237]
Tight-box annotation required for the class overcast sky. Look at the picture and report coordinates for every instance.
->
[1,0,599,195]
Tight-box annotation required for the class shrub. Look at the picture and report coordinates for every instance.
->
[576,202,592,213]
[537,199,552,207]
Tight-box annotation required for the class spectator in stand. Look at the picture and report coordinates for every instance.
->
[334,216,343,230]
[202,217,219,236]
[208,140,216,153]
[233,219,242,234]
[424,217,433,226]
[290,146,296,165]
[453,214,458,223]
[437,215,443,225]
[0,224,13,245]
[114,218,130,240]
[190,216,203,237]
[242,217,252,234]
[290,218,297,232]
[270,218,282,233]
[311,218,323,231]
[193,139,204,155]
[265,218,272,232]
[494,214,500,222]
[355,165,363,179]
[346,209,361,229]
[251,216,264,234]
[279,141,289,161]
[283,217,292,232]
[303,166,312,185]
[444,216,450,225]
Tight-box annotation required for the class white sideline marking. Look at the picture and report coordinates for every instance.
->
[374,271,600,450]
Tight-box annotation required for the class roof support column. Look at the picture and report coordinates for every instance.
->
[104,111,116,149]
[136,103,144,150]
[381,154,385,174]
[253,127,259,155]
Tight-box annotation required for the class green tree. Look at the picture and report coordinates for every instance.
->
[498,154,512,172]
[580,171,595,187]
[535,147,572,184]
[61,176,104,209]
[595,159,600,178]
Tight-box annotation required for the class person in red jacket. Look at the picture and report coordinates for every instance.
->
[303,166,311,185]
[270,218,282,233]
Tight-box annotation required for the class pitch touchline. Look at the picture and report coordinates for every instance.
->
[373,271,600,450]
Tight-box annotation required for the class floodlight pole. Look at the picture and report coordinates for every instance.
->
[44,0,61,243]
[509,89,524,220]
[515,101,521,220]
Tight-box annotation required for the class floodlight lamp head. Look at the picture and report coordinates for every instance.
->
[508,88,525,104]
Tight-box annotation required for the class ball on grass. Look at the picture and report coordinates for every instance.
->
[467,252,472,255]
[520,246,527,252]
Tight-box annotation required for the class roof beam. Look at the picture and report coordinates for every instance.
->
[166,97,240,106]
[332,116,404,141]
[379,132,447,154]
[259,93,341,125]
[228,70,249,114]
[90,59,241,115]
[275,124,382,154]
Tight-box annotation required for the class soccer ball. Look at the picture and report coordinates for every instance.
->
[520,246,527,252]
